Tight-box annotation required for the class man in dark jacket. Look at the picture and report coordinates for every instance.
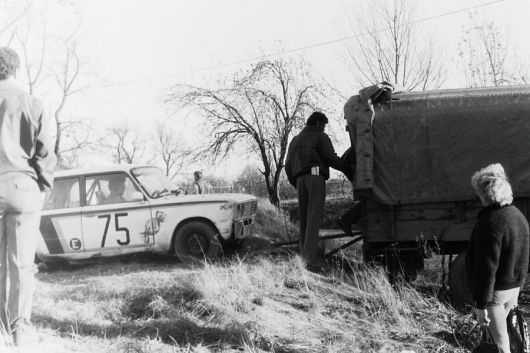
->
[285,112,349,272]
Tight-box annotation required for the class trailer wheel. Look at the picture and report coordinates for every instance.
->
[387,250,424,282]
[362,243,378,264]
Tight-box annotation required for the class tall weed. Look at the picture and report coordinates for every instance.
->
[254,198,297,242]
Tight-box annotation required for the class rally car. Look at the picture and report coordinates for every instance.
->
[37,165,257,264]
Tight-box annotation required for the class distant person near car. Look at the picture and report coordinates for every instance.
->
[285,111,351,273]
[465,163,529,353]
[193,171,213,194]
[0,47,57,346]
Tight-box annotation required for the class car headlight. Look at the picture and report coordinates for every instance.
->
[220,202,234,210]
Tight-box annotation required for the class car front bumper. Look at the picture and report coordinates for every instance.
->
[233,218,254,239]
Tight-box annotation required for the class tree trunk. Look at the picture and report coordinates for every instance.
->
[266,175,281,207]
[54,120,62,164]
[268,186,280,206]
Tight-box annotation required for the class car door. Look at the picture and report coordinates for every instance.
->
[81,172,154,254]
[40,177,84,256]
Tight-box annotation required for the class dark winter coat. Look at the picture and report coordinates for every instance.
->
[465,204,530,309]
[285,125,347,187]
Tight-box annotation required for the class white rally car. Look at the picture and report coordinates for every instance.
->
[37,165,257,263]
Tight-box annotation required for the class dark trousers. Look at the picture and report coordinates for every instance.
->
[296,174,325,266]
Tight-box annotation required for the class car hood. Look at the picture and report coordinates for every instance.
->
[149,193,257,205]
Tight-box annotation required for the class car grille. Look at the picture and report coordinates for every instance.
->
[233,218,254,239]
[242,200,257,219]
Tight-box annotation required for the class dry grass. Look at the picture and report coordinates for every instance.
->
[1,201,479,352]
[0,253,475,353]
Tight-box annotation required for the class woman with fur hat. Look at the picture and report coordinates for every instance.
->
[465,163,529,353]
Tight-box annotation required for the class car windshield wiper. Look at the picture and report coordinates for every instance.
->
[151,188,171,198]
[171,188,184,196]
[158,188,172,197]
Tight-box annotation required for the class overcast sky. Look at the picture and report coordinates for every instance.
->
[9,0,530,179]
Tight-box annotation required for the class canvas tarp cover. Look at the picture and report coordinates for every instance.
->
[344,85,530,205]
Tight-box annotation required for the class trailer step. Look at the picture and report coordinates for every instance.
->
[273,230,363,247]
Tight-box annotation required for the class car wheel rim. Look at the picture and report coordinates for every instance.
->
[186,232,209,257]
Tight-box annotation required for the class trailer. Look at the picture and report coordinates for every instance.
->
[344,83,530,280]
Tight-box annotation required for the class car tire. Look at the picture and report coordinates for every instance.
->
[173,221,221,264]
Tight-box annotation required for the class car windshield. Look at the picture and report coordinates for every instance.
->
[131,167,176,198]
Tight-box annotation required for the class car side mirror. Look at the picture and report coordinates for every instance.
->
[131,191,145,202]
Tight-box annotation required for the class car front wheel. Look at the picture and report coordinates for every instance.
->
[173,221,221,264]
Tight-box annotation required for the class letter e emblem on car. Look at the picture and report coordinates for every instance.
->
[70,238,82,251]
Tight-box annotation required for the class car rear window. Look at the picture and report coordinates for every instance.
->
[44,178,81,210]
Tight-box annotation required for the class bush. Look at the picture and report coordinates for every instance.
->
[281,197,355,229]
[254,198,297,242]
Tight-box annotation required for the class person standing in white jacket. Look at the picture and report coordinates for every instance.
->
[0,47,57,346]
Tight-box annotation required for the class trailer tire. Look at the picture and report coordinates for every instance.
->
[362,243,378,264]
[387,250,424,283]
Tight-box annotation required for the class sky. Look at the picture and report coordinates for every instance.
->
[5,0,530,180]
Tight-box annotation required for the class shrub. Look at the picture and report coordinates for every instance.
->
[282,197,355,229]
[254,198,297,242]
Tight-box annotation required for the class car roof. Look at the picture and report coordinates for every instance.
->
[53,164,155,178]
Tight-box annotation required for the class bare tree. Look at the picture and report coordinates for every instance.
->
[234,164,268,197]
[344,0,445,90]
[154,121,192,179]
[168,59,322,205]
[21,33,87,167]
[513,61,529,85]
[11,9,89,167]
[0,2,91,168]
[0,0,33,40]
[103,123,147,164]
[56,119,92,167]
[51,37,86,160]
[14,22,46,94]
[458,15,528,87]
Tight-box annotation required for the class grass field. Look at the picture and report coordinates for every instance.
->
[3,199,480,353]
